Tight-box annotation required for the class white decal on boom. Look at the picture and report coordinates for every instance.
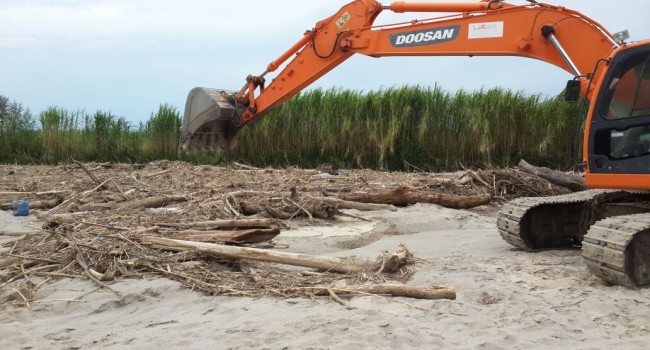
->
[395,28,455,45]
[468,21,504,39]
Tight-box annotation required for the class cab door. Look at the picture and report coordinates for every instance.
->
[586,44,650,190]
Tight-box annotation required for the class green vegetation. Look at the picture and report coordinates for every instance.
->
[235,86,582,170]
[0,86,582,170]
[1,101,182,164]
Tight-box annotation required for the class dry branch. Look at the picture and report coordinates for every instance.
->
[233,162,259,170]
[73,160,102,185]
[144,169,171,178]
[47,179,111,214]
[340,187,492,209]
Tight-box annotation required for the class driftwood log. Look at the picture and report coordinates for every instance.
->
[239,200,337,220]
[173,228,280,244]
[320,197,398,212]
[142,236,385,274]
[76,195,188,212]
[157,218,281,230]
[296,284,456,300]
[340,187,492,209]
[518,160,586,191]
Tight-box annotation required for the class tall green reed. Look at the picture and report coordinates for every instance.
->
[1,87,581,170]
[0,96,39,163]
[234,86,581,170]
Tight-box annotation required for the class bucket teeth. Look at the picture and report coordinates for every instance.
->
[179,87,242,153]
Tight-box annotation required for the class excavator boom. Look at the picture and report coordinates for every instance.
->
[181,0,619,152]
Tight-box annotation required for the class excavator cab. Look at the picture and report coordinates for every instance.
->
[586,43,650,189]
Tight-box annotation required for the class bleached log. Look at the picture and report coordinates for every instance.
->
[518,160,586,191]
[144,169,171,178]
[300,284,456,300]
[232,162,260,170]
[74,195,188,212]
[320,197,398,212]
[340,187,492,209]
[142,236,381,274]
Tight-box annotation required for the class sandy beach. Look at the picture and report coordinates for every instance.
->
[2,201,649,350]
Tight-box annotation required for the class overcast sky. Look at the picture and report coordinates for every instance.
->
[1,0,649,124]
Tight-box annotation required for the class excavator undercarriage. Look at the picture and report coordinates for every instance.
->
[498,190,650,287]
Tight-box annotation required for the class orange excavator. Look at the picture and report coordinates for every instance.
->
[181,0,650,287]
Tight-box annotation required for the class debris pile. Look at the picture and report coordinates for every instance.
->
[0,161,576,307]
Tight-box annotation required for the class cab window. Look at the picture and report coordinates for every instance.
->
[603,52,650,119]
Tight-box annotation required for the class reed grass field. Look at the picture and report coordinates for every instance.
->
[1,86,582,170]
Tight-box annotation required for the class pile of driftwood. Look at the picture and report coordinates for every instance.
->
[0,160,582,307]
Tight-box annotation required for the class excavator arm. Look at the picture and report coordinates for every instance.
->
[180,0,620,152]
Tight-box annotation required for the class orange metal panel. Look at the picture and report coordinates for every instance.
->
[585,173,650,190]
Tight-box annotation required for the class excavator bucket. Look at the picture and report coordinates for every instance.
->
[179,87,242,153]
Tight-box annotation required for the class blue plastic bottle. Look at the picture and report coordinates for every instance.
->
[12,200,29,216]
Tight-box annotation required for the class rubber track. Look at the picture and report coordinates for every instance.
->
[583,213,650,287]
[497,190,611,250]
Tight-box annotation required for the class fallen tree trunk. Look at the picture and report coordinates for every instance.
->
[339,187,492,209]
[75,195,188,212]
[518,160,586,192]
[238,195,338,220]
[296,284,456,300]
[173,228,280,244]
[157,218,281,230]
[142,236,381,274]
